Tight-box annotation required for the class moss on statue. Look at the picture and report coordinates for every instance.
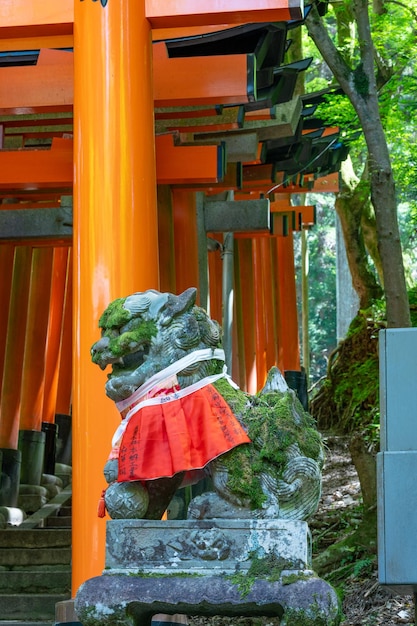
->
[108,321,157,358]
[213,378,323,509]
[228,552,315,599]
[98,297,131,329]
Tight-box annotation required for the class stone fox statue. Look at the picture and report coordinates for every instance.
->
[91,288,324,521]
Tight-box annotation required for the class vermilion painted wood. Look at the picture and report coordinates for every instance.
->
[157,185,177,294]
[276,231,301,371]
[55,250,73,416]
[0,0,73,37]
[261,238,279,372]
[0,50,73,115]
[0,245,15,389]
[0,0,301,38]
[146,0,302,27]
[42,247,69,424]
[0,136,223,191]
[0,139,72,192]
[172,189,200,297]
[0,246,32,448]
[155,134,222,184]
[72,0,159,592]
[19,247,54,432]
[0,34,72,52]
[153,42,252,106]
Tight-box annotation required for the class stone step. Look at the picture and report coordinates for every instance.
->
[0,594,71,620]
[0,621,54,626]
[45,516,71,528]
[0,546,71,567]
[0,569,71,593]
[19,486,72,530]
[0,493,73,624]
[0,529,71,549]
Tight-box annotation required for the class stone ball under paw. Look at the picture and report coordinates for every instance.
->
[104,481,149,519]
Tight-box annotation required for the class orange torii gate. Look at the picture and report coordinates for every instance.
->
[0,0,341,597]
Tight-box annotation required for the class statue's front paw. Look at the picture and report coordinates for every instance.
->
[104,481,149,519]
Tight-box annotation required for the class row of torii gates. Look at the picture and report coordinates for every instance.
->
[0,0,343,595]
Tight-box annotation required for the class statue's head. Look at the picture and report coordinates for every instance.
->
[91,288,222,403]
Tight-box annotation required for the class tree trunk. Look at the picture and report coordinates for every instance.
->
[336,158,383,308]
[349,433,377,510]
[357,107,410,327]
[361,196,383,285]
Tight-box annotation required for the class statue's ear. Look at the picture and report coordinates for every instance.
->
[160,287,197,326]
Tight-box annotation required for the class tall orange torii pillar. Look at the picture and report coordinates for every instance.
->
[73,0,159,593]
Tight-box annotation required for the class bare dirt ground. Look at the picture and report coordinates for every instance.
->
[313,436,415,626]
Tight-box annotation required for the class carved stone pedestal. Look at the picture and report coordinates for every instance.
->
[75,519,340,626]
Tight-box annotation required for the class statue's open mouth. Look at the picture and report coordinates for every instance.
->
[108,344,151,378]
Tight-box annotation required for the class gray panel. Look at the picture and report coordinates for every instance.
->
[379,329,417,451]
[377,451,417,591]
[204,199,270,233]
[0,207,72,241]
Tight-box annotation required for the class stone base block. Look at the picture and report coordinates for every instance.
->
[75,573,340,626]
[75,519,340,625]
[105,519,312,575]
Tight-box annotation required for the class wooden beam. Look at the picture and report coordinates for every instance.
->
[146,0,302,28]
[0,45,254,111]
[310,171,340,193]
[0,0,73,39]
[0,0,302,44]
[175,163,242,192]
[152,25,243,42]
[0,138,72,192]
[0,49,73,115]
[0,140,339,196]
[270,201,316,229]
[0,35,73,52]
[0,135,225,191]
[155,134,224,184]
[153,42,254,106]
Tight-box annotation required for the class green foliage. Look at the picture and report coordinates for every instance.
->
[282,602,341,626]
[400,209,417,288]
[294,195,338,383]
[408,285,417,326]
[333,357,379,429]
[309,307,385,433]
[303,0,417,218]
[296,0,417,385]
[310,289,417,435]
[352,556,374,579]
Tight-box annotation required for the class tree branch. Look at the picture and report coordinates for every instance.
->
[353,0,377,96]
[305,4,354,96]
[383,0,417,21]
